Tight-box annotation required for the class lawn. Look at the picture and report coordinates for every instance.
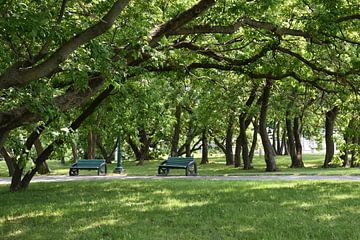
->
[1,180,360,239]
[1,154,360,177]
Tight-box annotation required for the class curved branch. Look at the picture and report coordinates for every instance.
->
[337,14,360,23]
[148,0,215,46]
[0,0,129,90]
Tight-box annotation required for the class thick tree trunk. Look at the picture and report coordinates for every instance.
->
[138,128,151,165]
[34,139,51,174]
[234,134,242,168]
[0,147,15,176]
[201,129,208,164]
[323,106,339,168]
[225,112,235,165]
[259,79,277,172]
[170,105,182,157]
[293,116,304,167]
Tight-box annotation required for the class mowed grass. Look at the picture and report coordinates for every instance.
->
[1,180,360,239]
[1,154,360,177]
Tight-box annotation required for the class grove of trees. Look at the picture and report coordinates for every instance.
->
[0,0,359,191]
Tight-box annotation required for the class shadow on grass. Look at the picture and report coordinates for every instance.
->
[1,180,360,239]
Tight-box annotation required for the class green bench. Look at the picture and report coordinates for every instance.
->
[158,156,198,176]
[69,159,107,176]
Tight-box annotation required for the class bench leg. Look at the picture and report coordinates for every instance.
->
[186,163,197,176]
[69,168,79,176]
[158,167,169,176]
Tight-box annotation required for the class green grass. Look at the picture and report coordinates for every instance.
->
[1,180,360,239]
[1,154,360,177]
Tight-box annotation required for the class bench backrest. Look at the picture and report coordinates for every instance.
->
[76,159,105,167]
[166,157,194,165]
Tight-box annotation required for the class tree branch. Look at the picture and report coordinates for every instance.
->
[148,0,215,46]
[0,0,129,89]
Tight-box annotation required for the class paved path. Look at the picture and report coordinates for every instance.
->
[1,175,360,185]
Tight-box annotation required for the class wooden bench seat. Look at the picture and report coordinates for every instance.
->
[158,156,197,176]
[69,159,107,176]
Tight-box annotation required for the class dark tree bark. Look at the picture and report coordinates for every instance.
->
[235,85,258,168]
[234,134,242,168]
[201,129,208,164]
[259,79,277,172]
[293,116,304,167]
[323,106,339,168]
[138,128,151,165]
[127,136,141,161]
[170,104,182,157]
[225,112,235,165]
[286,111,301,168]
[248,119,258,165]
[240,114,251,169]
[34,139,51,174]
[276,121,282,155]
[272,121,277,154]
[0,147,15,176]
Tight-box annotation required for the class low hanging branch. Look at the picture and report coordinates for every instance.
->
[0,74,105,137]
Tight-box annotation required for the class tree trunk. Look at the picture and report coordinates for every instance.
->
[248,119,258,166]
[276,121,282,155]
[138,128,151,165]
[225,112,235,165]
[272,121,277,154]
[350,136,359,167]
[71,140,78,163]
[127,136,141,161]
[96,136,118,163]
[259,79,277,171]
[341,132,350,167]
[323,106,339,168]
[0,147,15,176]
[286,112,301,168]
[280,128,287,155]
[170,104,182,157]
[234,134,242,168]
[86,130,96,159]
[240,114,251,170]
[34,139,51,174]
[201,129,208,164]
[293,116,304,167]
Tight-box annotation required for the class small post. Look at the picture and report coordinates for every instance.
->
[114,131,125,173]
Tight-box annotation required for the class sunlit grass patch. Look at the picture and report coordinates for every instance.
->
[1,180,360,239]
